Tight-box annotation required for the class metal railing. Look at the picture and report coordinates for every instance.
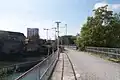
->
[86,47,120,58]
[65,45,76,50]
[15,51,59,80]
[0,60,42,78]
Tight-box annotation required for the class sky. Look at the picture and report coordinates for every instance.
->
[0,0,120,39]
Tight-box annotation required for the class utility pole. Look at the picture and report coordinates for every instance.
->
[51,27,57,54]
[43,28,50,40]
[55,22,61,57]
[43,28,50,58]
[51,27,57,40]
[65,24,67,35]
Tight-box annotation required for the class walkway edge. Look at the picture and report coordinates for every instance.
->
[65,52,77,80]
[48,59,59,80]
[61,53,64,80]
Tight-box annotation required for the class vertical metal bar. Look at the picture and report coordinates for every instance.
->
[55,22,61,59]
[47,29,48,40]
[65,24,67,35]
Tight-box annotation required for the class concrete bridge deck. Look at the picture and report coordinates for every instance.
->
[64,48,120,80]
[50,52,79,80]
[14,48,120,80]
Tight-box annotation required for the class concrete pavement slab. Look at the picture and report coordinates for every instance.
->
[50,53,76,80]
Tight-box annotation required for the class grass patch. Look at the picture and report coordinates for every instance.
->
[108,58,120,63]
[87,52,120,63]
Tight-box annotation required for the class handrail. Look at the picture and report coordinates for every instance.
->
[0,59,42,69]
[86,47,120,57]
[15,51,59,80]
[15,58,47,80]
[39,57,57,80]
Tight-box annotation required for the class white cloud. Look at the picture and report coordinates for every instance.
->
[94,2,107,9]
[94,2,120,11]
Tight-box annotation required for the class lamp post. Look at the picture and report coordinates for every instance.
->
[43,28,51,57]
[55,22,61,59]
[51,27,57,40]
[65,24,67,35]
[43,28,50,40]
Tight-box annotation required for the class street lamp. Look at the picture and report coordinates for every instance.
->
[65,24,67,35]
[43,28,50,58]
[51,27,57,40]
[43,28,50,40]
[55,22,61,59]
[60,24,67,36]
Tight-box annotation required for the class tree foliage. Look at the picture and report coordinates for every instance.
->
[76,5,120,50]
[60,35,76,45]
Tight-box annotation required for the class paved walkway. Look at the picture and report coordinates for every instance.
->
[50,53,76,80]
[66,48,120,80]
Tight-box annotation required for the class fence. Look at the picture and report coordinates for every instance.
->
[86,47,120,58]
[0,59,43,78]
[15,51,59,80]
[65,45,76,50]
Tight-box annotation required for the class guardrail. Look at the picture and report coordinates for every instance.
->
[15,51,59,80]
[0,59,43,79]
[86,47,120,58]
[65,45,76,50]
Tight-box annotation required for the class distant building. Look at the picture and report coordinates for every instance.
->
[27,28,39,39]
[0,30,26,54]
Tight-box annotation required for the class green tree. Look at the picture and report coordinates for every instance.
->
[60,35,76,45]
[76,5,120,50]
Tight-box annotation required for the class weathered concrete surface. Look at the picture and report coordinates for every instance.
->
[50,53,76,80]
[50,53,63,80]
[63,53,74,80]
[66,48,120,80]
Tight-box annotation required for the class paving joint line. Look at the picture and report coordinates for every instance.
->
[61,53,64,80]
[65,52,77,80]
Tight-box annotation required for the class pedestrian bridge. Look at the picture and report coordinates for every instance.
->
[15,49,77,80]
[15,46,120,80]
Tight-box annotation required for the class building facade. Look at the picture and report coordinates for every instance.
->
[27,28,39,39]
[0,30,26,54]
